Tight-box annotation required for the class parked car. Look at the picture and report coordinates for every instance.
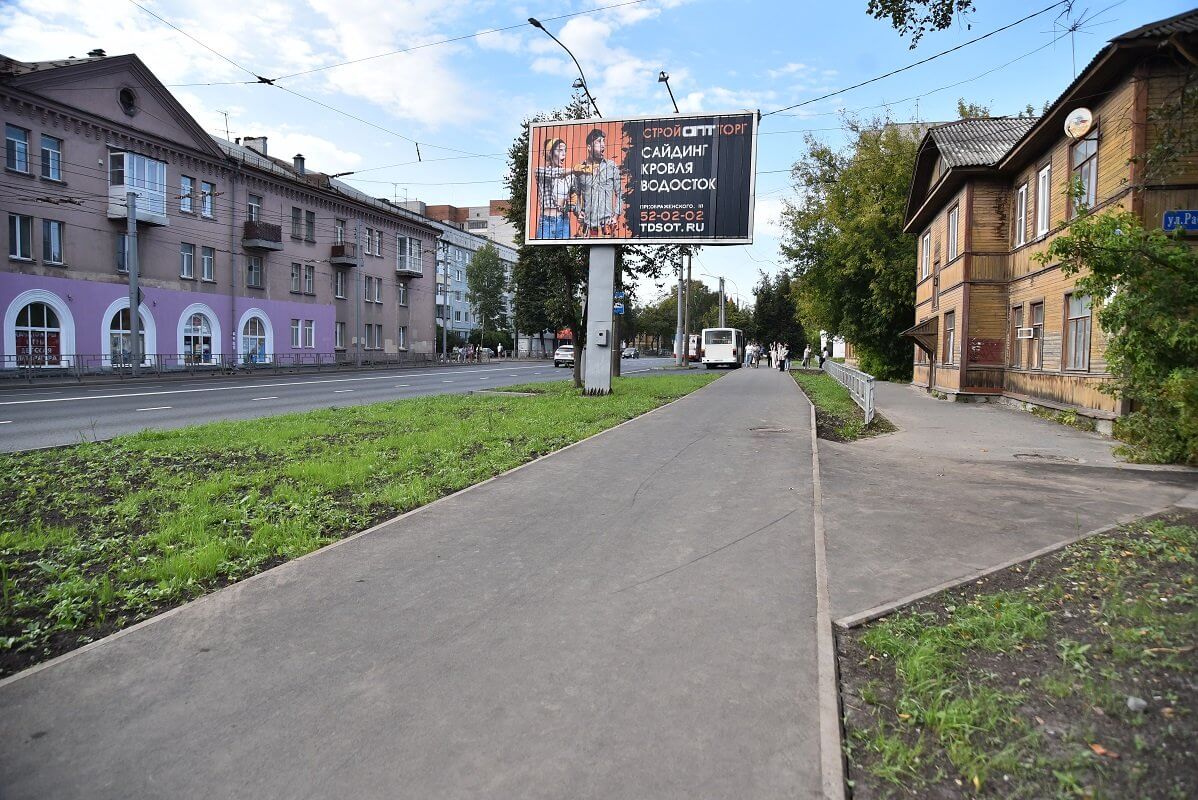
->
[553,345,575,367]
[621,347,640,359]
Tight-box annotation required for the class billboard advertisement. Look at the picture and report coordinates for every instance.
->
[525,111,758,246]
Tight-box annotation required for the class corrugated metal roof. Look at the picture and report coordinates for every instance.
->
[929,117,1038,168]
[0,55,108,77]
[1112,8,1198,41]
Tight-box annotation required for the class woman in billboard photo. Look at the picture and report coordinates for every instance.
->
[534,137,575,239]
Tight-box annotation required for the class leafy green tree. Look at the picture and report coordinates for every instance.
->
[868,0,975,47]
[752,271,806,352]
[956,98,991,118]
[1037,210,1198,464]
[780,120,921,380]
[466,242,508,341]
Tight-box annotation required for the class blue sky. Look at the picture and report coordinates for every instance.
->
[1,0,1190,304]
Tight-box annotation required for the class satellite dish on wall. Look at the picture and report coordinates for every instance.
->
[1064,107,1094,139]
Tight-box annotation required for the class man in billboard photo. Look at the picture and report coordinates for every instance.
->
[534,137,575,239]
[574,129,622,237]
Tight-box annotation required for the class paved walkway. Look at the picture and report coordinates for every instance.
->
[821,382,1198,622]
[0,368,825,800]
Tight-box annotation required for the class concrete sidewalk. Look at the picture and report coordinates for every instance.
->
[0,368,825,800]
[820,382,1197,623]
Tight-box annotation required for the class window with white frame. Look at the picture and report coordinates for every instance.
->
[109,308,146,366]
[15,302,61,366]
[40,135,62,181]
[373,229,382,256]
[110,152,167,216]
[248,194,262,222]
[201,246,215,281]
[116,233,128,273]
[180,242,195,278]
[290,318,301,348]
[247,255,263,288]
[9,214,32,259]
[1010,305,1023,368]
[920,232,930,278]
[201,181,215,217]
[947,205,959,261]
[182,312,213,363]
[1014,183,1028,247]
[364,226,373,250]
[397,236,423,274]
[180,175,195,213]
[290,263,302,293]
[1030,302,1044,369]
[335,218,346,244]
[242,317,267,363]
[943,311,956,365]
[6,124,29,172]
[1064,293,1092,371]
[291,207,302,238]
[397,282,408,307]
[335,321,345,349]
[1071,129,1098,215]
[42,220,64,264]
[305,210,316,242]
[304,264,315,294]
[1036,164,1051,237]
[335,269,346,298]
[397,325,407,350]
[303,320,315,349]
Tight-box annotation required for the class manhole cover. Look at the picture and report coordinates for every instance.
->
[749,427,791,433]
[1013,453,1082,464]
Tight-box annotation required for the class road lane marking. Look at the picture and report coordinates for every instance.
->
[251,396,279,401]
[333,389,354,393]
[0,420,11,424]
[395,384,409,388]
[0,364,549,407]
[478,377,488,380]
[136,406,172,411]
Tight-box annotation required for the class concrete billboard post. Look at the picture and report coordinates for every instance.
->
[525,111,759,394]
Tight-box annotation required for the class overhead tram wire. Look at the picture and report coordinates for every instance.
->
[125,0,262,82]
[761,0,1069,117]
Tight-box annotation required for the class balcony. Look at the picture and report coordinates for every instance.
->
[330,242,358,267]
[242,220,283,251]
[396,256,423,277]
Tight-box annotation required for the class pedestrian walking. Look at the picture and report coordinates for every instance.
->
[498,342,505,360]
[802,345,811,368]
[777,344,789,372]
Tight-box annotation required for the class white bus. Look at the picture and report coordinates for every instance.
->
[701,327,744,369]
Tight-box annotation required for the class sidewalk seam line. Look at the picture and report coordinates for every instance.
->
[833,502,1180,630]
[0,374,723,690]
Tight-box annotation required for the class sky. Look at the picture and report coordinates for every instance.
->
[1,0,1190,306]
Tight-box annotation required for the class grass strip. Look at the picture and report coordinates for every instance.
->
[791,370,895,442]
[0,373,717,677]
[839,513,1198,799]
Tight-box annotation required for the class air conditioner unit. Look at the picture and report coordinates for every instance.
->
[1016,327,1035,339]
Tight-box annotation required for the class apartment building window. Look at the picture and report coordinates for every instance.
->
[920,232,930,279]
[303,320,315,349]
[201,181,215,218]
[364,226,373,251]
[248,194,262,222]
[1014,183,1028,247]
[305,264,315,294]
[180,175,195,212]
[372,229,382,256]
[335,218,346,244]
[305,210,316,242]
[943,311,956,365]
[6,124,29,172]
[1029,302,1044,370]
[365,275,382,303]
[947,205,959,261]
[247,255,263,288]
[397,281,408,307]
[291,262,302,293]
[110,152,167,216]
[1071,129,1098,215]
[201,246,215,281]
[1010,306,1024,367]
[335,321,345,349]
[180,242,195,278]
[290,318,301,348]
[397,325,407,350]
[1036,164,1051,237]
[42,220,64,264]
[116,233,128,273]
[454,310,461,322]
[291,207,302,239]
[397,236,423,274]
[334,269,346,298]
[467,220,487,230]
[40,135,62,180]
[1064,293,1092,371]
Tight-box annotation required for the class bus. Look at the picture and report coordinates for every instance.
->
[673,333,702,362]
[701,327,744,369]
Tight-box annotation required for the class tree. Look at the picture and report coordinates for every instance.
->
[752,271,806,352]
[780,120,921,380]
[956,98,991,118]
[868,0,975,47]
[466,242,508,343]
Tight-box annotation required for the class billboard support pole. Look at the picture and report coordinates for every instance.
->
[719,277,726,328]
[682,250,692,364]
[674,253,685,367]
[583,246,616,395]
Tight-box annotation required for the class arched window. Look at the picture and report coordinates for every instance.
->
[242,317,267,363]
[183,312,213,364]
[109,308,147,366]
[15,302,61,366]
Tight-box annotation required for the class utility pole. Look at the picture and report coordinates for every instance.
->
[355,219,364,367]
[718,276,726,328]
[674,251,685,367]
[682,250,692,364]
[126,191,141,377]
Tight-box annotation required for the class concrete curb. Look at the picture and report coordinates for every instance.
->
[795,381,847,800]
[833,502,1181,630]
[0,374,723,690]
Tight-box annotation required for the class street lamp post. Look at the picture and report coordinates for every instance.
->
[528,18,601,117]
[658,71,680,114]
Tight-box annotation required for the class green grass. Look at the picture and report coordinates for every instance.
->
[0,373,717,674]
[791,370,894,440]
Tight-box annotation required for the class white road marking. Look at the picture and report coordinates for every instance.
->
[0,364,547,407]
[333,389,354,393]
[478,377,488,380]
[395,384,409,388]
[442,380,454,383]
[136,406,171,411]
[251,396,279,401]
[0,420,12,424]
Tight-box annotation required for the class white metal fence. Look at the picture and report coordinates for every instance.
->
[823,360,876,424]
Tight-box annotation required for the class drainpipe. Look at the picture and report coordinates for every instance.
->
[229,162,240,368]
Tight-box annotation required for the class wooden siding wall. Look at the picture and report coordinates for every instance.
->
[1146,63,1198,182]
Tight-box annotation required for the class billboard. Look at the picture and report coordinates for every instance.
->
[525,111,758,246]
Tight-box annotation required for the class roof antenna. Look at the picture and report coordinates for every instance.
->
[217,110,231,142]
[415,143,423,162]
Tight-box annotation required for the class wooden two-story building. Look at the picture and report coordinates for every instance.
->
[902,9,1198,432]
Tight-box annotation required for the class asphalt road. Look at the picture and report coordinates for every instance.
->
[0,357,678,452]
